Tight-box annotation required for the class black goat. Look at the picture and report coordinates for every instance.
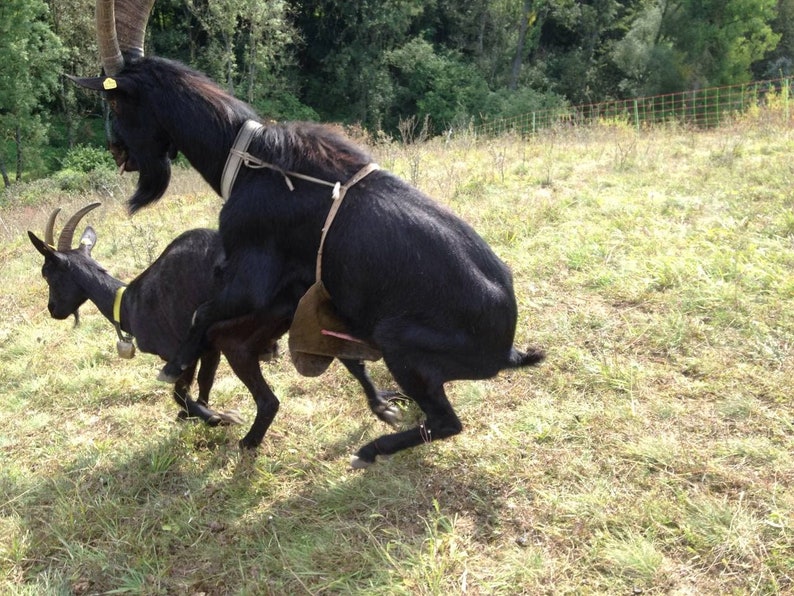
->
[28,203,399,447]
[70,0,545,467]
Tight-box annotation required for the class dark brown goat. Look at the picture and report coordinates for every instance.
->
[70,0,544,467]
[28,204,399,447]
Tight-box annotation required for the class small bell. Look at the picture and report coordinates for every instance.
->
[117,339,136,359]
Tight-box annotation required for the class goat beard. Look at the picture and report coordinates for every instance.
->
[127,156,172,214]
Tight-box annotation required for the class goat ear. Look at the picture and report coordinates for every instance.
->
[65,74,106,92]
[28,231,55,257]
[79,227,97,253]
[65,74,131,95]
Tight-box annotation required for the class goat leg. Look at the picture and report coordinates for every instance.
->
[159,301,218,382]
[338,359,402,428]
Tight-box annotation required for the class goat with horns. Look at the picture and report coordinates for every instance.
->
[68,0,545,467]
[29,203,401,448]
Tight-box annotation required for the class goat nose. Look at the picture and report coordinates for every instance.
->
[48,302,63,318]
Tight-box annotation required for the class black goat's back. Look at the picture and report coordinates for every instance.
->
[126,229,223,358]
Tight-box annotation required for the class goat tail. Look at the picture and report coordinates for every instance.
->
[506,346,546,369]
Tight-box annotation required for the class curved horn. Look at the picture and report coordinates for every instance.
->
[57,203,102,252]
[44,208,61,247]
[96,0,124,76]
[115,0,156,62]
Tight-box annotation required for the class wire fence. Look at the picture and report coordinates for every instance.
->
[475,77,793,137]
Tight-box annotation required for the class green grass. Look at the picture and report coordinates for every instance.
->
[1,109,793,594]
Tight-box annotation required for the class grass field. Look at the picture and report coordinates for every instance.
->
[1,109,793,594]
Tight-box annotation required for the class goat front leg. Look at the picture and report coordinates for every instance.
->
[338,359,402,428]
[158,300,220,382]
[173,363,237,425]
[225,350,280,449]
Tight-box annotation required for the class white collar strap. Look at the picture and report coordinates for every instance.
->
[221,120,264,201]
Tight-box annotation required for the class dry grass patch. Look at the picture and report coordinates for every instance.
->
[1,114,793,594]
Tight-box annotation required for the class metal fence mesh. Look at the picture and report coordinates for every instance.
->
[475,78,793,137]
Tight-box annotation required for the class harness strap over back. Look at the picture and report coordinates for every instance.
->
[221,119,380,283]
[314,162,380,282]
[221,119,384,373]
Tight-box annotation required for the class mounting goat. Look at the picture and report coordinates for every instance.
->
[29,203,399,447]
[70,0,545,467]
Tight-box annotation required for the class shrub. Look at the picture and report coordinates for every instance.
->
[52,168,90,191]
[0,177,60,208]
[60,145,114,173]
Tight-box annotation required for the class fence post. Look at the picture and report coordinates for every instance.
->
[633,99,640,133]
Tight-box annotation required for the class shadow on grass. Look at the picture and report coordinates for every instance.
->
[4,410,501,594]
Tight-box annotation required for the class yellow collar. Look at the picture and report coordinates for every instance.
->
[113,286,126,325]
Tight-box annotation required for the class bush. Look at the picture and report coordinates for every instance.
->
[52,168,90,191]
[386,39,490,136]
[60,145,114,173]
[38,145,121,195]
[482,87,569,121]
[0,177,60,208]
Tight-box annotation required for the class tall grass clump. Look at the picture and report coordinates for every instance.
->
[0,104,792,594]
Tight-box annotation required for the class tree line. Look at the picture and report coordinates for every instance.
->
[2,0,792,186]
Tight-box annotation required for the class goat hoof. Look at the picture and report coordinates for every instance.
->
[217,409,244,426]
[378,405,402,428]
[238,438,261,451]
[350,455,375,469]
[157,368,179,384]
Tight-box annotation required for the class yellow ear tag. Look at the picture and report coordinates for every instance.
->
[103,77,118,90]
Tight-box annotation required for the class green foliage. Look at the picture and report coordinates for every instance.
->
[292,1,426,127]
[612,4,683,96]
[661,0,780,88]
[760,0,794,78]
[51,168,91,192]
[0,0,64,184]
[31,144,119,195]
[61,145,114,173]
[0,0,787,183]
[0,177,58,208]
[483,87,568,122]
[253,93,320,123]
[387,39,490,134]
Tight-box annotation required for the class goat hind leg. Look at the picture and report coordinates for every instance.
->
[351,370,462,468]
[193,350,243,425]
[195,350,221,407]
